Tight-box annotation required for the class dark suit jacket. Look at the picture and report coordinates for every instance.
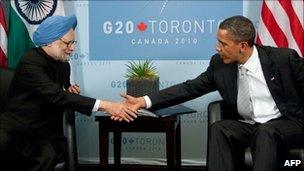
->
[0,48,96,155]
[148,45,304,125]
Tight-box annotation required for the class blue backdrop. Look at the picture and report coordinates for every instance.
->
[89,1,242,60]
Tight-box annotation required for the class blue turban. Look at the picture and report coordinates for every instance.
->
[33,15,77,46]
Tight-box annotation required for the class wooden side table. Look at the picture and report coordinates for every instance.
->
[95,116,181,171]
[95,105,196,171]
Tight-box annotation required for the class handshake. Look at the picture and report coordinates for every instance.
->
[67,84,146,122]
[98,94,147,122]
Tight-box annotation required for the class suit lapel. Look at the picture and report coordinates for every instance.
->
[222,62,238,103]
[258,46,284,103]
[231,63,238,103]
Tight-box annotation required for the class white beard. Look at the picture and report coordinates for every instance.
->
[58,55,70,62]
[53,45,70,62]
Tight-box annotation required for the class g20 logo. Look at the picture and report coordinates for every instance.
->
[103,21,134,34]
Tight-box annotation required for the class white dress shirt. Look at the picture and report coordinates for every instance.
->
[239,46,281,123]
[92,99,101,112]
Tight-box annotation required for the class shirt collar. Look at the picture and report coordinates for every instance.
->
[240,45,259,73]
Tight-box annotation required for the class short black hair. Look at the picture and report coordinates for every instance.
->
[219,15,256,47]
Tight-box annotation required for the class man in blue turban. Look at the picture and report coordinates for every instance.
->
[0,15,138,171]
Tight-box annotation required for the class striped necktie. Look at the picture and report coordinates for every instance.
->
[237,66,252,119]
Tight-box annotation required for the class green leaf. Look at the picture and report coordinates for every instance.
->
[125,60,158,79]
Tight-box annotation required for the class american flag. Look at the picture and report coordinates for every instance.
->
[256,0,304,57]
[0,2,7,68]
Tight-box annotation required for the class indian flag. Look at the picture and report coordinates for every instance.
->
[8,0,65,68]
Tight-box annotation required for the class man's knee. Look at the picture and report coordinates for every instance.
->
[252,124,283,149]
[254,124,280,139]
[28,141,62,170]
[209,120,236,135]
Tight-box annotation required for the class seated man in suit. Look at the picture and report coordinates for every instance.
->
[120,15,304,171]
[0,15,137,171]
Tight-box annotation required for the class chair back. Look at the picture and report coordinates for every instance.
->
[63,109,77,171]
[54,110,78,171]
[207,100,224,125]
[0,69,15,109]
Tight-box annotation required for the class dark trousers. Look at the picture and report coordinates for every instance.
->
[0,128,63,171]
[207,118,304,171]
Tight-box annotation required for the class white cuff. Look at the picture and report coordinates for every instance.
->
[143,95,152,109]
[92,99,100,112]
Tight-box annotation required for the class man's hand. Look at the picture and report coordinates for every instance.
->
[67,84,80,94]
[99,101,138,122]
[109,94,146,121]
[120,94,146,111]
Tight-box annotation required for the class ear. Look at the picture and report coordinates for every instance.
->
[240,41,249,53]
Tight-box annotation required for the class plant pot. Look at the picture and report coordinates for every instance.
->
[126,77,159,97]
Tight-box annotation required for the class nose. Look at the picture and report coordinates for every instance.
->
[216,43,221,53]
[69,43,75,51]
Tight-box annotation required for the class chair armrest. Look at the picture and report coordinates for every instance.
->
[289,146,304,161]
[206,100,224,168]
[63,109,77,171]
[207,100,224,125]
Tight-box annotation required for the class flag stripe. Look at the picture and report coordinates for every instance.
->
[257,18,277,47]
[0,5,7,32]
[261,0,288,47]
[279,0,304,56]
[291,0,304,27]
[0,24,7,54]
[0,2,7,68]
[257,0,304,57]
[256,34,261,45]
[266,0,302,56]
[0,48,7,68]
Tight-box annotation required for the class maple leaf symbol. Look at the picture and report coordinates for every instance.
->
[137,22,147,32]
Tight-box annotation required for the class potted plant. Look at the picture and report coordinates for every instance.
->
[125,60,159,97]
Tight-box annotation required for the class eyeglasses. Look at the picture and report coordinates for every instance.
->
[60,38,77,47]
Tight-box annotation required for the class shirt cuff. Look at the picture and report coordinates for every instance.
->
[143,95,152,109]
[92,99,100,112]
